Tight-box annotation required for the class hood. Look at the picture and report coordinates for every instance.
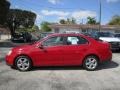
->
[13,44,34,51]
[99,37,120,42]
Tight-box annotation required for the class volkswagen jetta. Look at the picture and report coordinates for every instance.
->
[6,33,112,71]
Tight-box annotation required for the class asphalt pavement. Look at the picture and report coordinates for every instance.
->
[0,48,120,90]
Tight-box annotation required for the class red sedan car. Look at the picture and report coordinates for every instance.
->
[6,33,112,71]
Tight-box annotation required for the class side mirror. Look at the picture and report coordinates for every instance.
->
[39,44,44,49]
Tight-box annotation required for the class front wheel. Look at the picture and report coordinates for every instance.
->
[15,56,32,71]
[83,56,98,71]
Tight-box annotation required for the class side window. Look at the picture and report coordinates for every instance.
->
[42,36,64,46]
[66,36,88,45]
[78,37,88,44]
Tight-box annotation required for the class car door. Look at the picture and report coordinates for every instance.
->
[62,36,89,66]
[33,36,65,66]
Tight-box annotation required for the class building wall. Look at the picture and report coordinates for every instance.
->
[51,27,120,34]
[59,28,82,33]
[52,28,82,33]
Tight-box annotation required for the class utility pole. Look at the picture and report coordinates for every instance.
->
[12,15,16,37]
[99,0,101,32]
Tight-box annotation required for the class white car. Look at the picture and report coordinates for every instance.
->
[92,32,120,50]
[114,33,120,39]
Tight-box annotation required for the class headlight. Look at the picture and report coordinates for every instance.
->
[7,50,12,55]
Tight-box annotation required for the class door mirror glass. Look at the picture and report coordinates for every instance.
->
[39,44,44,49]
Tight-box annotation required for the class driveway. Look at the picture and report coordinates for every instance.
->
[0,48,120,90]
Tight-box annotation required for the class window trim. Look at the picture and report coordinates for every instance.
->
[41,36,66,47]
[64,36,89,46]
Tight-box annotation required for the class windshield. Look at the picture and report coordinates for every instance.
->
[41,33,53,39]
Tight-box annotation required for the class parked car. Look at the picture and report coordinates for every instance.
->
[6,33,112,71]
[114,33,120,39]
[11,33,24,41]
[82,33,93,37]
[30,33,40,42]
[11,32,39,43]
[90,32,120,50]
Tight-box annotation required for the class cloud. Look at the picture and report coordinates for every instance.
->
[33,11,43,25]
[41,10,69,17]
[48,0,60,4]
[39,9,97,24]
[35,15,43,25]
[58,16,66,20]
[107,0,120,3]
[71,10,97,19]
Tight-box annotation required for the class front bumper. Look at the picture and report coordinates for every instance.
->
[6,54,15,66]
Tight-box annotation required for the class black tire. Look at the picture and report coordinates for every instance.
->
[83,56,98,71]
[15,56,32,71]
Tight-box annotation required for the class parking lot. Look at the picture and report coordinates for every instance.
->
[0,48,120,90]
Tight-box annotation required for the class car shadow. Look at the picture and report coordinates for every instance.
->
[31,61,119,71]
[32,66,84,71]
[96,61,119,71]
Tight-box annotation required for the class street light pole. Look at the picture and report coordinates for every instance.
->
[12,15,16,37]
[99,0,102,32]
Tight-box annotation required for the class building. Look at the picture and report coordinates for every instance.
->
[0,27,11,40]
[49,24,120,34]
[0,27,10,34]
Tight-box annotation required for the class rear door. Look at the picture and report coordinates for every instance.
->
[62,35,89,65]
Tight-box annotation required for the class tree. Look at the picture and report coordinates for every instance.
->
[32,25,39,31]
[71,18,76,24]
[108,15,120,25]
[87,17,97,25]
[59,19,66,24]
[41,22,51,32]
[17,25,39,33]
[7,9,36,36]
[59,18,76,24]
[0,0,10,25]
[67,18,70,24]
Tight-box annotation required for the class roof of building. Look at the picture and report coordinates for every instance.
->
[49,24,120,30]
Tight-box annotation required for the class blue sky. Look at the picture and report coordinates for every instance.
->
[10,0,120,25]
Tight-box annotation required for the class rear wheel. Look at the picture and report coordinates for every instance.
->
[15,56,32,71]
[83,56,98,71]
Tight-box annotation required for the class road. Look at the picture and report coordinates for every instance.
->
[0,48,120,90]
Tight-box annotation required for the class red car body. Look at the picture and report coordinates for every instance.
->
[6,34,112,70]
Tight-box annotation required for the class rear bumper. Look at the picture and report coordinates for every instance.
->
[101,54,112,63]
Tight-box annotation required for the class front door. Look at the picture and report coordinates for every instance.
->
[34,36,65,66]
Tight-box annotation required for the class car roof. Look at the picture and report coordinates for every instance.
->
[47,33,85,37]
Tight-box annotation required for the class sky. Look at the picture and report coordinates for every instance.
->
[9,0,120,25]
